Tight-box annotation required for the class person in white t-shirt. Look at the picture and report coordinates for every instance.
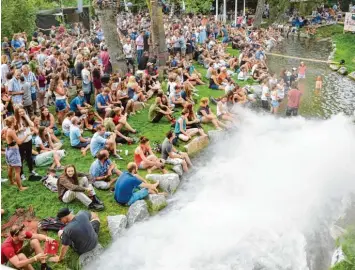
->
[62,111,75,137]
[123,38,134,73]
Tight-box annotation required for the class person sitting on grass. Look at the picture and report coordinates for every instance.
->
[134,136,167,174]
[95,87,113,118]
[169,84,186,108]
[148,95,174,124]
[57,165,104,211]
[86,109,103,132]
[197,97,228,130]
[90,124,121,159]
[175,109,207,142]
[1,224,54,270]
[217,96,237,124]
[89,149,121,190]
[34,127,62,153]
[69,90,91,117]
[161,130,193,172]
[209,69,224,91]
[114,162,161,206]
[32,116,60,144]
[32,147,65,171]
[110,108,137,143]
[51,208,101,263]
[61,111,75,137]
[69,117,90,156]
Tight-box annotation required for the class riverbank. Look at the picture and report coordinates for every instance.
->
[0,45,255,269]
[314,24,355,74]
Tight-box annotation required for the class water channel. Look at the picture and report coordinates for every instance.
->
[88,37,355,270]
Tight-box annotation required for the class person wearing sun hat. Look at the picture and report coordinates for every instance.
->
[50,208,101,263]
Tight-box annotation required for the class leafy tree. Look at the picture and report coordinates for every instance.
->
[183,0,214,14]
[1,0,37,38]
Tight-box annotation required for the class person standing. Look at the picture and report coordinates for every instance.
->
[286,82,302,116]
[135,30,145,64]
[298,61,307,79]
[123,38,135,73]
[81,62,92,104]
[22,65,39,116]
[8,70,23,106]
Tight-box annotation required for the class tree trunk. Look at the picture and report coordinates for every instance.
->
[253,0,265,28]
[148,0,168,75]
[95,2,127,76]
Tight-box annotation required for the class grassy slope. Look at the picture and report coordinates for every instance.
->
[1,45,253,269]
[315,24,355,73]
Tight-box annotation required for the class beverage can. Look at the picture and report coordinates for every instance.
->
[125,150,128,156]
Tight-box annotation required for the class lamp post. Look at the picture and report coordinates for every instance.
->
[215,0,219,21]
[223,0,227,22]
[243,0,246,17]
[235,0,238,25]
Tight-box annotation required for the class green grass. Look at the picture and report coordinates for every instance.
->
[1,45,254,269]
[315,24,355,72]
[332,226,355,270]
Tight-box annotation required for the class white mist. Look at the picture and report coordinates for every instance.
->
[87,110,355,270]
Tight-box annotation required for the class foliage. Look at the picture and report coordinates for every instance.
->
[268,0,291,23]
[332,226,355,270]
[183,0,214,14]
[1,0,37,38]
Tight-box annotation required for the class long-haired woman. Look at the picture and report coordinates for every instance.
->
[50,74,68,125]
[4,116,31,191]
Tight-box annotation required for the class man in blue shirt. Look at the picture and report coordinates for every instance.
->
[69,117,91,156]
[89,149,121,190]
[114,162,160,205]
[90,125,120,158]
[70,90,91,116]
[95,88,112,118]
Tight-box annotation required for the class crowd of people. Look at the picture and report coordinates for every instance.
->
[1,10,306,269]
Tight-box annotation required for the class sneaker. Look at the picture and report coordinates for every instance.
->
[93,195,104,205]
[31,170,39,176]
[21,174,26,181]
[113,153,123,160]
[88,202,104,211]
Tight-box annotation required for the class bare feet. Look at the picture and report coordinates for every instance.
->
[81,148,87,156]
[19,186,29,191]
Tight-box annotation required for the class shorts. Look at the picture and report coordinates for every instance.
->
[39,87,46,93]
[217,113,225,120]
[55,99,67,112]
[127,188,149,206]
[93,180,110,190]
[271,100,279,108]
[209,84,219,90]
[165,156,184,166]
[138,163,145,170]
[5,147,22,167]
[222,37,229,43]
[132,94,139,101]
[35,151,55,167]
[261,100,269,110]
[72,141,90,149]
[31,92,37,101]
[298,74,305,79]
[286,107,299,116]
[91,220,100,235]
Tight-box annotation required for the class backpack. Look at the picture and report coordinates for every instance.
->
[152,141,162,153]
[42,175,58,192]
[38,217,65,231]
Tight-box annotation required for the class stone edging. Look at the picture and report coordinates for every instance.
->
[78,130,223,268]
[328,41,355,80]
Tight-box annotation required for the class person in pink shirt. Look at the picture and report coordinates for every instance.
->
[298,61,307,79]
[99,46,110,73]
[286,82,302,116]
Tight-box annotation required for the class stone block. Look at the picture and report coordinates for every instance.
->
[79,244,104,268]
[148,194,167,212]
[208,130,226,143]
[329,64,339,71]
[348,71,355,81]
[134,102,144,111]
[107,215,127,239]
[184,136,209,156]
[338,67,348,75]
[127,200,149,227]
[146,173,180,194]
[172,164,183,176]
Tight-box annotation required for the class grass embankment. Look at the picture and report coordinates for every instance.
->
[315,24,355,73]
[1,46,253,269]
[332,227,355,270]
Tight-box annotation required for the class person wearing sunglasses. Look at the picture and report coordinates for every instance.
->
[1,224,55,270]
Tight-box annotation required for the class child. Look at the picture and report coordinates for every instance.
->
[315,76,322,93]
[298,62,307,79]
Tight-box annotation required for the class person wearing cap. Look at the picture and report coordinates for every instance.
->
[1,224,54,270]
[51,208,101,263]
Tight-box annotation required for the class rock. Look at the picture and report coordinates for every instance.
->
[148,194,167,211]
[329,64,339,71]
[250,85,262,96]
[184,136,209,156]
[79,244,104,268]
[348,71,355,81]
[172,164,183,176]
[338,67,348,75]
[127,200,149,227]
[107,215,127,239]
[208,130,226,143]
[331,247,346,267]
[146,173,180,194]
